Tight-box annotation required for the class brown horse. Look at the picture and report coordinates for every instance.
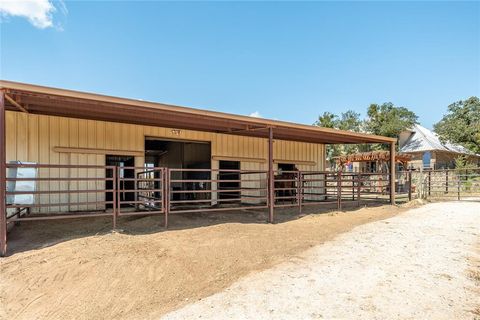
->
[274,169,298,204]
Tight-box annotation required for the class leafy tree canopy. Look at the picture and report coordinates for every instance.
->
[365,103,418,138]
[315,103,418,165]
[314,110,363,164]
[315,112,337,129]
[433,97,480,154]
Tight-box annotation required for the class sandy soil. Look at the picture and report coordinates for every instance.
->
[0,203,404,320]
[164,201,480,320]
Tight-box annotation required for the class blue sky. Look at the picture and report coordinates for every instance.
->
[1,1,479,129]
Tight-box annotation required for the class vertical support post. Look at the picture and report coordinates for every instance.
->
[268,127,274,223]
[457,176,460,201]
[357,172,361,207]
[297,171,302,215]
[408,170,412,201]
[114,166,122,228]
[164,168,169,228]
[0,92,6,256]
[134,169,138,210]
[428,171,431,196]
[390,142,396,205]
[112,166,117,229]
[445,170,449,194]
[337,170,342,211]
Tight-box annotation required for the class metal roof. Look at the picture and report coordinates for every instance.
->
[400,124,476,155]
[0,80,396,145]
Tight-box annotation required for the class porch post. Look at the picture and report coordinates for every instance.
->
[268,127,274,223]
[390,142,396,205]
[0,92,6,256]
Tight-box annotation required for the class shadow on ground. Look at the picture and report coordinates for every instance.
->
[6,200,391,256]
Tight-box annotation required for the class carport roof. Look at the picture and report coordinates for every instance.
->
[0,80,396,145]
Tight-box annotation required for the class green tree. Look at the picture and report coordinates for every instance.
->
[316,103,418,161]
[365,103,418,139]
[315,112,338,129]
[315,110,364,165]
[434,97,480,154]
[337,111,363,154]
[454,155,477,170]
[315,112,342,163]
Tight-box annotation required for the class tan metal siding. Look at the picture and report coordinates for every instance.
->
[6,111,325,212]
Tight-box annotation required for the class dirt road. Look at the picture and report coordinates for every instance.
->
[0,204,404,320]
[164,202,480,320]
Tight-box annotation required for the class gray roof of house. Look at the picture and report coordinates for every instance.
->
[400,124,475,155]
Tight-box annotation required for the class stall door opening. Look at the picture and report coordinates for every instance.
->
[218,160,240,201]
[145,138,211,204]
[106,155,135,208]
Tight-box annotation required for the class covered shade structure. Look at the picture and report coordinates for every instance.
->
[0,80,397,256]
[335,151,412,168]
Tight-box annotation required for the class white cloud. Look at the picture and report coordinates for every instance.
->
[0,0,58,29]
[249,111,262,118]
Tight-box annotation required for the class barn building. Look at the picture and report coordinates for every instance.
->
[0,80,397,256]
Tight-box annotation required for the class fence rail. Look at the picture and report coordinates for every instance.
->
[3,164,412,230]
[415,168,480,200]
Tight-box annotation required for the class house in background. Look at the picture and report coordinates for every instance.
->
[399,124,480,169]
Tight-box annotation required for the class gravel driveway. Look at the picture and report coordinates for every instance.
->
[163,201,480,320]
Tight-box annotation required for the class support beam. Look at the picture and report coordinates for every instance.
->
[268,127,274,223]
[4,93,28,113]
[0,92,6,256]
[223,125,270,134]
[390,142,396,205]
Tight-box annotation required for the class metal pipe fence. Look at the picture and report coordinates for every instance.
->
[2,163,415,255]
[5,163,117,224]
[3,164,406,226]
[413,168,480,200]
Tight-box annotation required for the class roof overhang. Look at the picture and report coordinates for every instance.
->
[0,80,396,145]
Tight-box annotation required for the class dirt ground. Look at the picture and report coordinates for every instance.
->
[0,203,406,320]
[164,201,480,320]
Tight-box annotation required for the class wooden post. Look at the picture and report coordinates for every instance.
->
[0,92,6,256]
[390,143,396,205]
[268,127,274,223]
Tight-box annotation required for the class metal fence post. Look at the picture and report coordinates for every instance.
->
[408,170,412,201]
[297,171,302,215]
[357,173,361,207]
[337,171,342,211]
[115,166,121,229]
[134,169,138,210]
[268,127,274,223]
[457,177,460,201]
[164,168,170,228]
[112,166,117,229]
[352,174,355,201]
[0,92,6,257]
[445,170,449,194]
[428,171,431,196]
